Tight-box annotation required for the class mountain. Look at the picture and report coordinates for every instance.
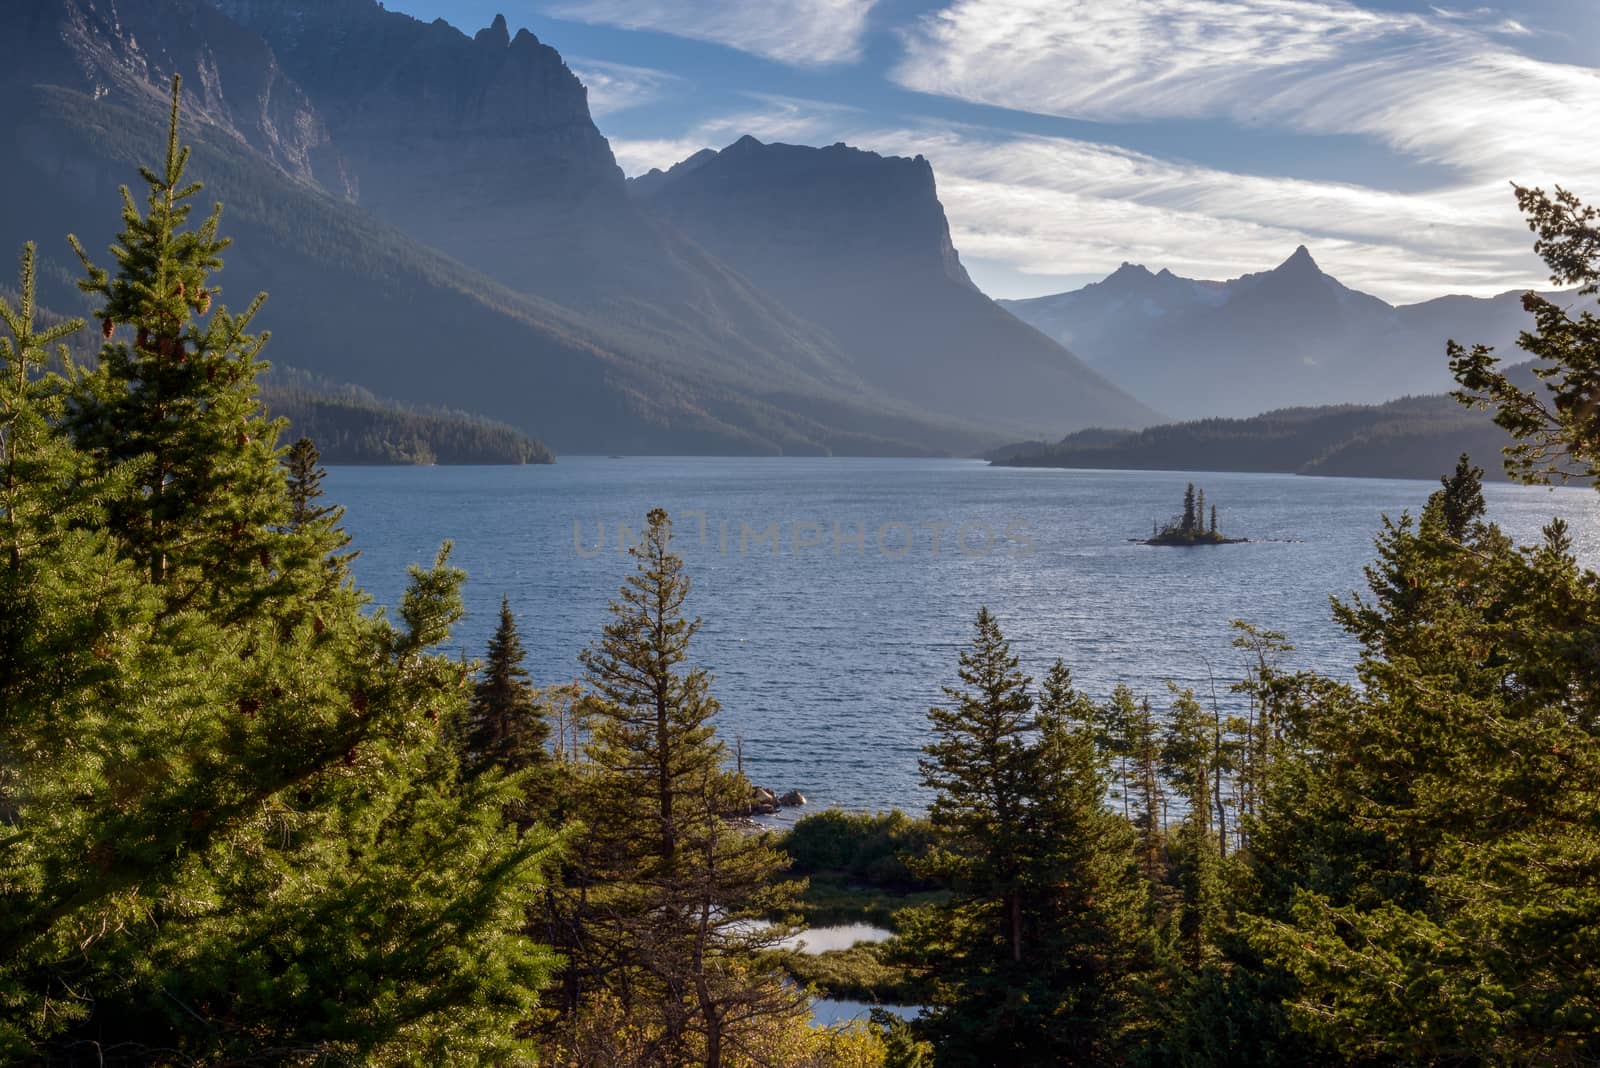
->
[1,0,995,455]
[1001,249,1595,418]
[632,137,1163,437]
[990,394,1518,482]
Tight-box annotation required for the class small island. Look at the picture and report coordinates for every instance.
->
[1145,483,1247,545]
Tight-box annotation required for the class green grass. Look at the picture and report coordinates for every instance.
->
[792,873,947,930]
[780,942,925,1004]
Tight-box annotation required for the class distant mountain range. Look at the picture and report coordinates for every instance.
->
[1,0,1155,455]
[1001,249,1595,419]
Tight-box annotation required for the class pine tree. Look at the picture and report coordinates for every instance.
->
[464,596,552,780]
[1451,184,1600,486]
[1437,452,1486,540]
[1209,503,1218,535]
[68,77,294,614]
[2,87,562,1063]
[1246,450,1600,1062]
[285,435,332,530]
[1182,483,1197,534]
[1194,488,1206,535]
[1128,696,1166,884]
[566,508,803,1067]
[914,607,1035,963]
[1023,661,1150,1062]
[903,618,1147,1065]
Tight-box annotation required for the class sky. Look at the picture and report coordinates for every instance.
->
[383,0,1600,303]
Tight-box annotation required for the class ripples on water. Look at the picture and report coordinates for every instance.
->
[327,458,1600,814]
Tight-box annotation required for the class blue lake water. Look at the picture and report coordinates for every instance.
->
[326,457,1600,814]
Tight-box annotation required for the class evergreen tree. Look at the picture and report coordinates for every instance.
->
[1451,184,1600,486]
[464,596,552,780]
[1438,452,1486,540]
[1182,483,1197,534]
[1024,661,1150,1062]
[1,86,562,1063]
[1209,504,1218,535]
[1127,696,1166,885]
[1194,488,1206,535]
[67,79,294,615]
[903,617,1147,1065]
[285,435,333,530]
[566,508,803,1067]
[1245,446,1600,1061]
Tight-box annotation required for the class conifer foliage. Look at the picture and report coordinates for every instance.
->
[464,596,552,779]
[559,508,805,1067]
[901,610,1148,1066]
[0,81,560,1064]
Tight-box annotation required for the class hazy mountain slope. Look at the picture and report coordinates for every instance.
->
[1002,250,1596,418]
[2,0,989,455]
[633,137,1164,437]
[207,0,874,394]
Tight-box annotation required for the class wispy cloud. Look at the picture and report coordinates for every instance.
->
[610,94,865,174]
[568,59,686,116]
[611,91,1551,302]
[544,0,880,66]
[893,0,1600,188]
[864,126,1544,302]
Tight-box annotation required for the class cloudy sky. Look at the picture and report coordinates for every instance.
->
[385,0,1599,303]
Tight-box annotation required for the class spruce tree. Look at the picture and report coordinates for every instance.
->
[1023,660,1150,1063]
[1182,483,1197,534]
[565,508,803,1066]
[2,86,562,1063]
[68,78,294,616]
[1437,452,1486,541]
[904,617,1148,1065]
[285,435,332,530]
[464,596,552,778]
[1246,437,1600,1061]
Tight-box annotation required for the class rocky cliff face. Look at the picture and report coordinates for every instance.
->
[637,136,977,291]
[206,0,870,395]
[636,137,1161,435]
[3,0,353,197]
[210,0,621,214]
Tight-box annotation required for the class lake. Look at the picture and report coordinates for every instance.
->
[326,457,1600,814]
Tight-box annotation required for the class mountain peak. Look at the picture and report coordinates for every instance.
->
[1277,244,1321,274]
[475,13,510,48]
[1107,261,1154,282]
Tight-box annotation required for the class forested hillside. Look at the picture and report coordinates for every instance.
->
[993,392,1518,480]
[262,369,553,465]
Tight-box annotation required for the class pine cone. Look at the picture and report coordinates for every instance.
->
[196,289,211,314]
[238,696,261,717]
[101,318,114,340]
[177,280,186,300]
